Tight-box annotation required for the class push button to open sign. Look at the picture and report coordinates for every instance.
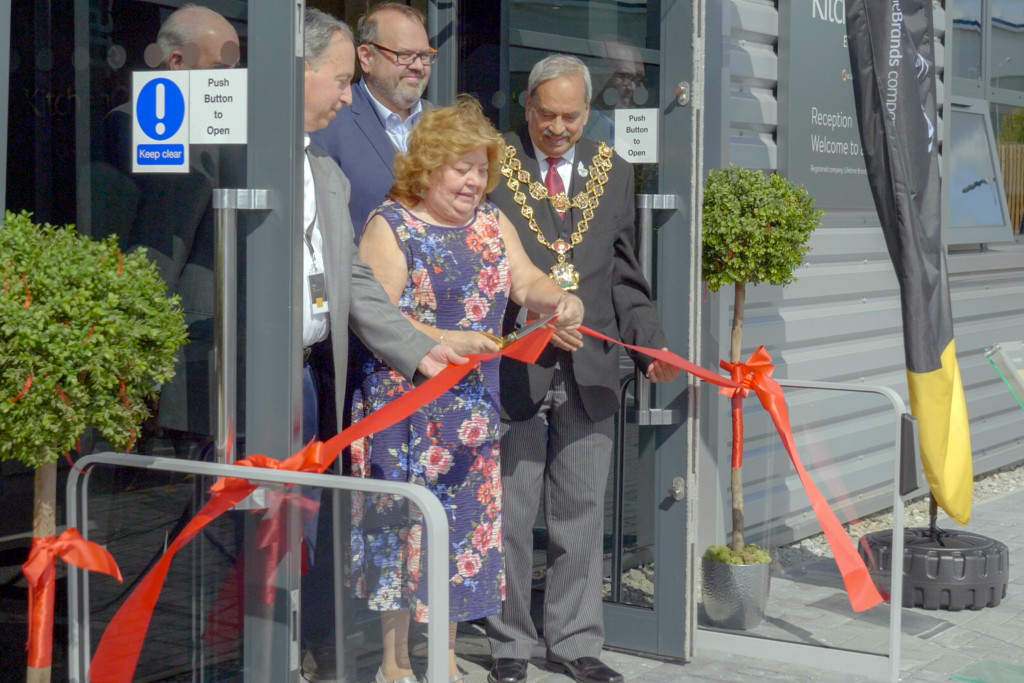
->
[136,78,186,165]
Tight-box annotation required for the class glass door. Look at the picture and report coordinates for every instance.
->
[3,1,307,679]
[459,0,703,660]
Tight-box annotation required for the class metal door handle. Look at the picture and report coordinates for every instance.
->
[668,477,685,501]
[212,188,271,465]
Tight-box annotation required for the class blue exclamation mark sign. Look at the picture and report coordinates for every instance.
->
[155,81,166,136]
[136,77,186,166]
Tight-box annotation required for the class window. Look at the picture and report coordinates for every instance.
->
[947,0,1021,241]
[989,0,1024,95]
[992,103,1024,233]
[952,0,984,92]
[947,102,1014,242]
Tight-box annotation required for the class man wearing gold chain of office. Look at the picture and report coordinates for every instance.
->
[485,55,679,683]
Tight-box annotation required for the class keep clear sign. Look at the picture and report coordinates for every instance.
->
[132,69,248,174]
[614,108,658,163]
[133,71,190,173]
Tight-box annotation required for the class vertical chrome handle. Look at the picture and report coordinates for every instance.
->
[634,194,681,426]
[212,189,270,464]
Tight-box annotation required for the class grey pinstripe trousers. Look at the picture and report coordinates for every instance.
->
[486,364,614,662]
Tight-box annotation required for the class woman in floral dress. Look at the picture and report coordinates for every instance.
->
[349,97,584,683]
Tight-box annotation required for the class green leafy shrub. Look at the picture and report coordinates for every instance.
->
[702,165,821,294]
[1,211,187,468]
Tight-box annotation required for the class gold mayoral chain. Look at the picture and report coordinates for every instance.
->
[500,142,614,291]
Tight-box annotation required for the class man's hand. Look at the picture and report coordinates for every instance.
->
[549,328,584,351]
[646,350,681,383]
[417,344,469,378]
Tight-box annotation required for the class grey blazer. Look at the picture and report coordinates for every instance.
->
[307,143,435,425]
[491,130,668,423]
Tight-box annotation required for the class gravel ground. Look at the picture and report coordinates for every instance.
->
[775,461,1024,567]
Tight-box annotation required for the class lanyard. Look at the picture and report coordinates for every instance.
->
[304,205,319,272]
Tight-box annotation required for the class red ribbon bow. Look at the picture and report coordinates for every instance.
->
[22,529,123,669]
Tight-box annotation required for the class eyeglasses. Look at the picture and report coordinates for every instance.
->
[369,42,438,66]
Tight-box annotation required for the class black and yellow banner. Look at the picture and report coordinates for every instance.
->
[846,0,973,524]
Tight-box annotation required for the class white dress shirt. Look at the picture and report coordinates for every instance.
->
[302,135,330,347]
[362,79,423,153]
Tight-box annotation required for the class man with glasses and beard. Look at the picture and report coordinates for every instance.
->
[311,2,436,239]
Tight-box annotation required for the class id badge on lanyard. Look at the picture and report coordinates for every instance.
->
[306,210,329,313]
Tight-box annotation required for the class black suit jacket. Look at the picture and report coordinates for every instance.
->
[491,130,668,422]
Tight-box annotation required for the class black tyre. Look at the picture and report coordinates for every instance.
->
[857,528,1009,611]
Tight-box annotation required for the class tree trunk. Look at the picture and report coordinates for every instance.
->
[730,282,746,553]
[27,462,57,683]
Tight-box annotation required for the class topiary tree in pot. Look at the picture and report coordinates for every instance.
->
[701,165,821,573]
[1,211,187,683]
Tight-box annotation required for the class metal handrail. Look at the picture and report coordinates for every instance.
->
[697,379,912,683]
[66,452,450,683]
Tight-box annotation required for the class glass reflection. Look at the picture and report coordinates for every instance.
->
[699,386,900,658]
[992,103,1024,234]
[990,0,1024,92]
[950,110,1006,229]
[952,0,983,81]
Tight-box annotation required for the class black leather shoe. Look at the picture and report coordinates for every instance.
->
[300,645,338,682]
[488,657,528,683]
[550,657,624,683]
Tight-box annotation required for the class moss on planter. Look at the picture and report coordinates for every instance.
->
[703,543,772,566]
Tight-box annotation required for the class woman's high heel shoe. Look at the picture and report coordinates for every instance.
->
[374,667,418,683]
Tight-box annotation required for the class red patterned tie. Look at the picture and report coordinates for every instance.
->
[545,156,566,220]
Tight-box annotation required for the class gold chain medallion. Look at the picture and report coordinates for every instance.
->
[501,142,614,291]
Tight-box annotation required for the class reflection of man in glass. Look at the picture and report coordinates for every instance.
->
[583,39,646,147]
[99,5,241,456]
[156,4,240,70]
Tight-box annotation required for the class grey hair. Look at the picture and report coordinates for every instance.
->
[357,2,427,45]
[304,8,354,66]
[156,4,206,63]
[527,54,592,103]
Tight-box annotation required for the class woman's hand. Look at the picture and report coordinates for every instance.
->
[441,329,501,355]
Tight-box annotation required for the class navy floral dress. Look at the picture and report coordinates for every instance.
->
[349,199,509,623]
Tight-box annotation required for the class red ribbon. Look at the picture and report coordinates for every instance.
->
[254,489,321,605]
[89,329,553,682]
[91,323,881,680]
[22,529,123,669]
[577,328,881,612]
[718,348,883,612]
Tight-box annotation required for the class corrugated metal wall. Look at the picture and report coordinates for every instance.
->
[699,0,1024,548]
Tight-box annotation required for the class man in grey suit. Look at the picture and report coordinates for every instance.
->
[300,13,459,679]
[485,55,679,683]
[310,2,434,238]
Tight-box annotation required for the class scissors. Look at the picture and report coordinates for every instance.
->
[480,312,557,349]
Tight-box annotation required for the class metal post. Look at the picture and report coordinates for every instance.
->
[427,0,458,105]
[1,0,12,217]
[212,189,270,465]
[634,194,681,426]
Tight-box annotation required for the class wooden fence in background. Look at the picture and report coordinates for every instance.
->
[997,144,1024,234]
